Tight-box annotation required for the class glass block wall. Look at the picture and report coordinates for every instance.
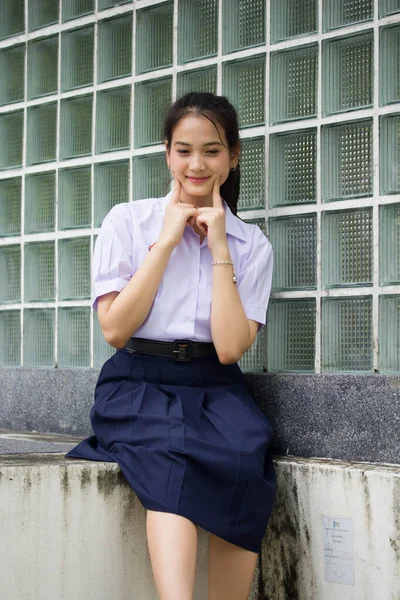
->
[0,0,399,374]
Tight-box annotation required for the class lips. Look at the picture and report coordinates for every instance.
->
[187,176,210,183]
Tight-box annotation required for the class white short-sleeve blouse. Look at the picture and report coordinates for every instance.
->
[92,191,273,343]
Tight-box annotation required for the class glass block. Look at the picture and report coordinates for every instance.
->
[238,137,265,210]
[59,95,93,159]
[61,25,94,91]
[177,66,217,97]
[380,25,400,107]
[270,0,317,44]
[26,103,57,166]
[134,77,172,148]
[270,214,317,291]
[379,296,400,373]
[93,310,115,368]
[58,307,90,367]
[24,242,55,302]
[96,87,131,153]
[0,110,23,170]
[62,0,94,22]
[27,36,58,100]
[0,45,25,106]
[94,161,129,226]
[0,245,21,303]
[28,0,59,32]
[379,0,400,18]
[323,0,373,31]
[243,216,266,235]
[98,0,131,9]
[58,166,91,230]
[25,172,55,234]
[269,129,316,207]
[322,209,372,288]
[23,309,55,367]
[132,153,170,200]
[238,326,266,373]
[267,299,316,372]
[223,0,265,54]
[136,3,172,74]
[98,14,133,83]
[0,0,24,41]
[322,119,373,201]
[322,32,373,116]
[178,0,218,64]
[380,114,400,195]
[0,311,21,366]
[0,177,21,236]
[322,296,373,372]
[222,56,265,128]
[270,44,317,124]
[58,237,91,301]
[380,203,400,285]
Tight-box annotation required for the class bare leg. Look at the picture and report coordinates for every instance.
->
[207,533,258,600]
[146,509,198,600]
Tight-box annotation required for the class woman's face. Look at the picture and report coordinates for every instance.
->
[166,114,237,205]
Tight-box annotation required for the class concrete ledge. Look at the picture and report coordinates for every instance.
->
[1,368,399,464]
[0,453,399,600]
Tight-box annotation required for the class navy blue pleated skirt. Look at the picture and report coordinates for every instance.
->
[65,348,277,553]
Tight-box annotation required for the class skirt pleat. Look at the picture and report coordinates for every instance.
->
[65,348,277,553]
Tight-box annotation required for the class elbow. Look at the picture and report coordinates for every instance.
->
[217,350,242,365]
[103,329,129,350]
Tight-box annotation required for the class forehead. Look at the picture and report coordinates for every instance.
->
[172,114,227,144]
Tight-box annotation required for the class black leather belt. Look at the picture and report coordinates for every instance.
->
[124,338,217,362]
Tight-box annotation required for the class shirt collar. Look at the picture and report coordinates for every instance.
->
[161,191,246,242]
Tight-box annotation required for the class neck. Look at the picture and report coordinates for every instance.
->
[179,187,213,208]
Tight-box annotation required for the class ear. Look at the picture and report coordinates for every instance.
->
[165,141,171,168]
[230,142,240,168]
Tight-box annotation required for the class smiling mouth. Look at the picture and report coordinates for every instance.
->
[187,176,210,183]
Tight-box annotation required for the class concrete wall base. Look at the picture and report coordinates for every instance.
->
[0,454,399,600]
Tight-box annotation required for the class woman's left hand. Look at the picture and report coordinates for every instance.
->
[195,177,229,253]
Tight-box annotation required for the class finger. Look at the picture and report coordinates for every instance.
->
[170,178,181,204]
[195,214,209,236]
[186,216,196,227]
[212,176,223,208]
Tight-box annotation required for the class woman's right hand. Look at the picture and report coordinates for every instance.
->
[158,179,198,249]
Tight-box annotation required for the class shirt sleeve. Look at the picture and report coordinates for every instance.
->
[91,203,135,311]
[237,227,273,331]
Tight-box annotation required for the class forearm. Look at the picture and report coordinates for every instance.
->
[100,240,174,347]
[210,244,252,364]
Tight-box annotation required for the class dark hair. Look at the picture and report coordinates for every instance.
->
[164,92,240,215]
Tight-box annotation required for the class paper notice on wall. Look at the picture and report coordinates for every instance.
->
[322,516,355,585]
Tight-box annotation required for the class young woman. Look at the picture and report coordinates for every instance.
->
[66,92,276,600]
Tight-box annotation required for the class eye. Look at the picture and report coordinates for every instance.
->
[206,149,219,155]
[177,149,189,154]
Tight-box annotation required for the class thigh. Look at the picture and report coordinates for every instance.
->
[208,533,258,600]
[146,510,198,600]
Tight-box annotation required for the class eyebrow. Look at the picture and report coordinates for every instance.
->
[174,141,223,147]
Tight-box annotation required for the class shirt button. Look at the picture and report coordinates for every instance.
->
[191,249,197,256]
[184,316,193,322]
[189,281,196,290]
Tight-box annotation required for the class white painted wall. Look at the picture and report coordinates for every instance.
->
[0,455,399,599]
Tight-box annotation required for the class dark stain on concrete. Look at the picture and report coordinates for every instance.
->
[23,472,32,491]
[80,467,92,488]
[361,471,372,531]
[304,523,311,545]
[96,467,125,497]
[260,465,301,600]
[60,467,69,495]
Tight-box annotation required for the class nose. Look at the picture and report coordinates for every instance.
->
[189,153,205,172]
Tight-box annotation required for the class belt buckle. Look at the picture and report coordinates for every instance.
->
[173,339,193,362]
